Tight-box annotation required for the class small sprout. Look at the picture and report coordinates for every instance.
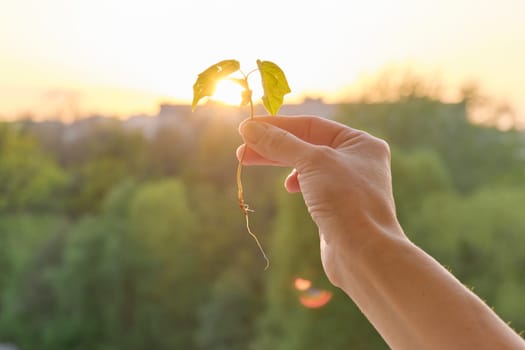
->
[192,59,291,270]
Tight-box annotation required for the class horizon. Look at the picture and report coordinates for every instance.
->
[1,0,524,123]
[0,97,470,122]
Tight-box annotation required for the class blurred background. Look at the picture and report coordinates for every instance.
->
[1,0,524,349]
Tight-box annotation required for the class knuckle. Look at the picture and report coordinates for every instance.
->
[306,145,336,164]
[375,138,391,157]
[364,134,390,159]
[313,146,344,171]
[295,145,334,171]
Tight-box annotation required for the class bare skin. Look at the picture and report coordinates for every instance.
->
[237,115,525,350]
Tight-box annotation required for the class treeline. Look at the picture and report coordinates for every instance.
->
[0,97,524,349]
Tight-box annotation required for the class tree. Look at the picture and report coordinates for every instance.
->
[408,187,525,333]
[391,147,452,224]
[60,120,146,216]
[0,214,68,347]
[196,252,263,350]
[40,180,139,350]
[338,99,524,193]
[0,123,66,212]
[125,179,200,349]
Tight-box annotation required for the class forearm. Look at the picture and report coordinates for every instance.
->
[339,228,525,350]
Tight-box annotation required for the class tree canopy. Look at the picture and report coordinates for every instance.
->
[1,97,524,348]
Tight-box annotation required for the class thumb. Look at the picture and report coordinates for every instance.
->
[239,120,313,167]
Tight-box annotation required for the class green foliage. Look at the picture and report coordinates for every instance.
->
[338,98,524,193]
[144,125,194,177]
[408,188,525,332]
[196,254,263,350]
[0,214,68,346]
[126,180,201,349]
[62,121,147,216]
[0,123,67,211]
[48,216,132,349]
[1,91,525,348]
[391,147,452,224]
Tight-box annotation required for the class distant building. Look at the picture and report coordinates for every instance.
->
[124,114,158,139]
[29,98,520,147]
[277,97,338,118]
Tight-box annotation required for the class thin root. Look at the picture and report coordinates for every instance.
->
[237,145,269,270]
[242,207,270,270]
[240,203,254,213]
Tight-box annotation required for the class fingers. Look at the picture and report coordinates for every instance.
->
[284,169,301,193]
[235,146,301,192]
[238,120,313,167]
[236,144,284,166]
[242,115,361,148]
[237,116,363,166]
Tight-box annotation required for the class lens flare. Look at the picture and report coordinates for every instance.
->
[294,277,312,291]
[294,276,333,309]
[299,289,333,309]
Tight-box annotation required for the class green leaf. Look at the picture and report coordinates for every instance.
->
[257,60,291,115]
[192,59,241,111]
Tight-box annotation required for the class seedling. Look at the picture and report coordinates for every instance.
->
[192,59,291,269]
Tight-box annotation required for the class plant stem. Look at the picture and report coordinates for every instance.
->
[237,88,270,270]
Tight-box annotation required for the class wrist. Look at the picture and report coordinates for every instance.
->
[334,220,408,296]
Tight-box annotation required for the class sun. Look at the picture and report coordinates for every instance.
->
[212,79,244,106]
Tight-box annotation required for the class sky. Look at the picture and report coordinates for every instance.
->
[0,0,524,122]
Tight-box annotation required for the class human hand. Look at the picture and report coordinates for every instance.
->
[237,115,405,287]
[239,116,525,350]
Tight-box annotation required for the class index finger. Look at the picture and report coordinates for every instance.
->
[246,115,359,146]
[237,115,361,166]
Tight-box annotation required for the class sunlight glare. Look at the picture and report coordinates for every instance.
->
[212,79,244,106]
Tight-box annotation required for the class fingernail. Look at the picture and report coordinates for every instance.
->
[240,121,268,143]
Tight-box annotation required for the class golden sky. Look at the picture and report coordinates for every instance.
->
[0,0,524,121]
